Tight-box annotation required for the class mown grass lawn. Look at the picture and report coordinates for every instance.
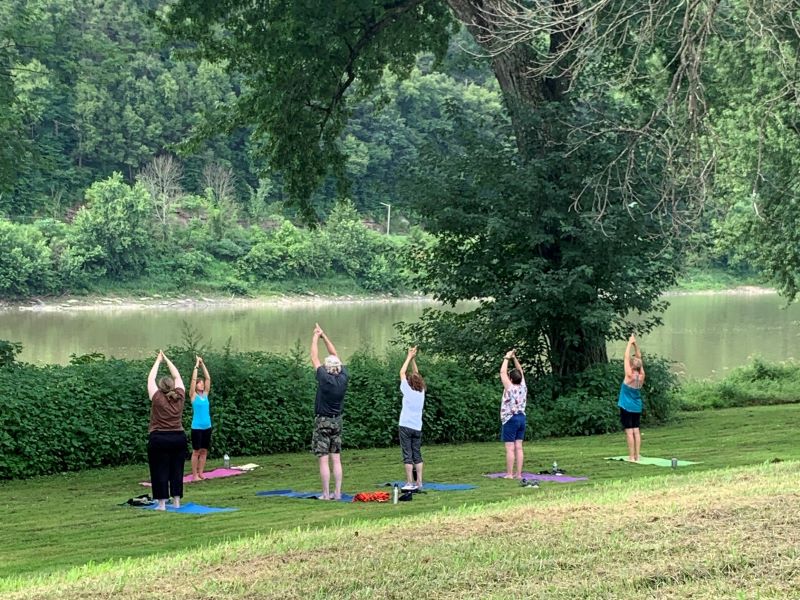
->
[1,404,798,595]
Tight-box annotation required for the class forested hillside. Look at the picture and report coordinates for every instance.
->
[0,0,780,303]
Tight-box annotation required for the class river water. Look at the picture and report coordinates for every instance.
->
[2,293,798,379]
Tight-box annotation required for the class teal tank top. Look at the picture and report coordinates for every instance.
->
[617,382,642,413]
[191,394,212,430]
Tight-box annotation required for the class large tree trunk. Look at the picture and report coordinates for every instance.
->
[447,0,607,376]
[548,325,609,380]
[445,0,545,159]
[444,0,578,157]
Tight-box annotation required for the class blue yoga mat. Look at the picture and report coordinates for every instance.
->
[384,481,476,491]
[138,501,238,514]
[256,489,355,502]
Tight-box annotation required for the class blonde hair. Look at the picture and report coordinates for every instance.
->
[631,357,643,370]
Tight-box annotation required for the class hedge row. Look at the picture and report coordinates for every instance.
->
[0,347,676,480]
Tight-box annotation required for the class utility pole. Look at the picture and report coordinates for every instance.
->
[380,202,391,235]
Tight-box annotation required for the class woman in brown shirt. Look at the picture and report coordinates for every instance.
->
[147,350,186,510]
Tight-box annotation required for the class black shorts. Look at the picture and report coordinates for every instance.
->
[619,409,641,429]
[191,428,212,450]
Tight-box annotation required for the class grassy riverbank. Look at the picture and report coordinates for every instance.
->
[6,461,798,599]
[2,404,798,591]
[0,262,771,311]
[670,267,765,292]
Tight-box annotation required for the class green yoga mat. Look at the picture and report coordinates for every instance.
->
[605,456,700,467]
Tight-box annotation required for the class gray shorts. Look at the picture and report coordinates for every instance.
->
[399,426,422,465]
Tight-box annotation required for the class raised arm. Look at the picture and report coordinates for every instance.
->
[400,346,417,381]
[319,325,338,358]
[500,350,514,388]
[511,352,524,380]
[624,335,635,378]
[162,352,184,391]
[190,356,199,401]
[148,351,163,400]
[311,324,322,370]
[200,357,211,394]
[633,339,645,380]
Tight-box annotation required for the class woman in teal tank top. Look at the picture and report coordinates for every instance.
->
[190,356,213,481]
[618,335,645,461]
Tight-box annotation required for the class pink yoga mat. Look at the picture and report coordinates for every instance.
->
[485,472,588,483]
[140,468,246,487]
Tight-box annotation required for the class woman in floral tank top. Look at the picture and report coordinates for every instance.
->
[500,349,527,479]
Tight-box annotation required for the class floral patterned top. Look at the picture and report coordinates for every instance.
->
[500,380,527,425]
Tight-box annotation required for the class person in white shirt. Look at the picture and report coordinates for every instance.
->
[398,346,426,491]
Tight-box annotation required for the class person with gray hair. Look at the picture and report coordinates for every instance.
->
[310,323,349,500]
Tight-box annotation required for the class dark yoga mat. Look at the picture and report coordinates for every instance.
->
[136,501,238,514]
[485,472,588,483]
[256,489,355,502]
[383,481,476,491]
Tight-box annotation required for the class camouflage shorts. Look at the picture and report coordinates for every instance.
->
[312,415,343,457]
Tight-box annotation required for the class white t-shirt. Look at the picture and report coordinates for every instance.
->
[399,379,425,431]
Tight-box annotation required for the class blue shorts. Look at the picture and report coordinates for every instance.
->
[501,413,526,442]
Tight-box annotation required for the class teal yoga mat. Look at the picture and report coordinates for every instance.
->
[605,456,700,467]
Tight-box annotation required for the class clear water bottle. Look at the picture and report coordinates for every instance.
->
[552,461,558,474]
[671,457,678,469]
[392,484,399,505]
[223,453,230,469]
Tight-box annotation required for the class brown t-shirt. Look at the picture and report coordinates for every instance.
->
[148,387,186,433]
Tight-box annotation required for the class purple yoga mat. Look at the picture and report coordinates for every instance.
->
[140,468,246,487]
[485,472,588,483]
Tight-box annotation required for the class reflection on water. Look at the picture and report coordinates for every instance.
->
[1,301,444,366]
[608,293,800,379]
[2,294,798,379]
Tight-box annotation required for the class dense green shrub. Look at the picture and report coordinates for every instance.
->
[678,357,800,410]
[67,174,154,280]
[0,220,56,296]
[544,357,678,435]
[0,343,677,480]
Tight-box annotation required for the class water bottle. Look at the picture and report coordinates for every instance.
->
[552,461,558,474]
[392,484,399,505]
[223,453,230,469]
[671,457,678,469]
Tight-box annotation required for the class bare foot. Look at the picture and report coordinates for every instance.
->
[155,506,166,511]
[333,495,342,501]
[197,474,206,480]
[503,474,514,479]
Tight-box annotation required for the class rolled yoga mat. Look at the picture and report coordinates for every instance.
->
[140,467,246,487]
[605,456,700,467]
[485,472,588,483]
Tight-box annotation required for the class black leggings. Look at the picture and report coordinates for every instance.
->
[148,431,187,500]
